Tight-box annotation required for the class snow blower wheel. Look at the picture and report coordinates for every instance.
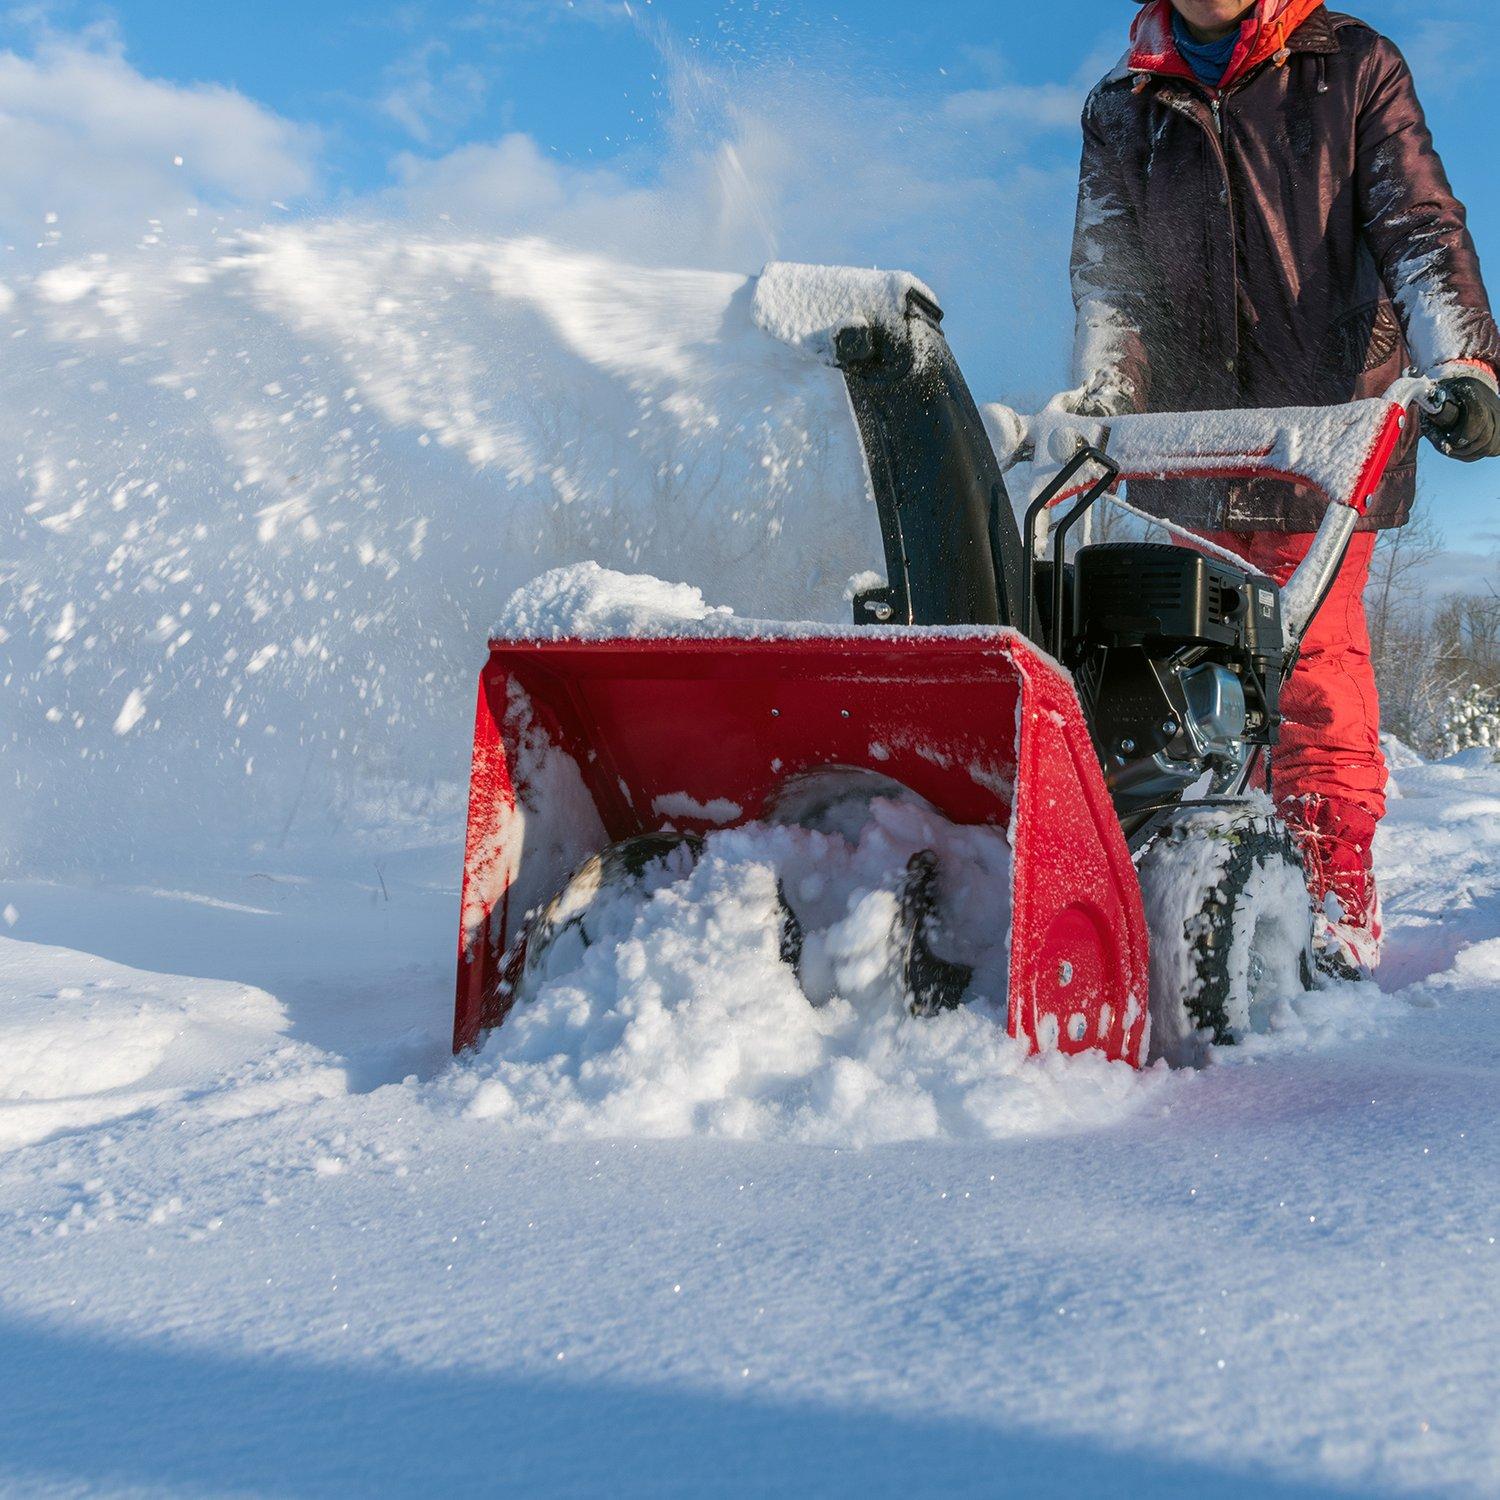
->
[899,850,974,1018]
[1138,810,1316,1066]
[768,770,973,1016]
[776,848,974,1018]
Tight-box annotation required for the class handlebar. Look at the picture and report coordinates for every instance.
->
[983,379,1430,653]
[1425,394,1463,433]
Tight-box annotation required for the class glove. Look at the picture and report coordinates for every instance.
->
[1059,386,1134,421]
[1055,373,1140,422]
[1423,373,1500,462]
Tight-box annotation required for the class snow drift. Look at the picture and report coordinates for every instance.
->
[0,936,343,1150]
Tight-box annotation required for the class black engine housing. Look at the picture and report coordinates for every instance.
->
[1066,543,1286,830]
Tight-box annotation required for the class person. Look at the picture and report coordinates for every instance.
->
[1069,0,1500,973]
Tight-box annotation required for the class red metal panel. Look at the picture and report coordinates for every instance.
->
[453,632,1150,1067]
[454,668,509,1051]
[1006,653,1151,1065]
[511,637,1024,836]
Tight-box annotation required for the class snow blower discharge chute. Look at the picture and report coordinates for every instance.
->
[454,264,1417,1068]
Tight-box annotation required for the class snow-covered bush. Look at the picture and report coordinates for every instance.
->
[1439,683,1500,760]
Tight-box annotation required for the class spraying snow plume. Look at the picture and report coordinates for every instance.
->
[0,18,1091,875]
[0,228,886,871]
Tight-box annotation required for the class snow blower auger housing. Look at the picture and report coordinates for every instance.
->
[455,628,1151,1061]
[454,263,1415,1067]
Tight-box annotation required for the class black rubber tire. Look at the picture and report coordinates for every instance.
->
[1138,808,1315,1066]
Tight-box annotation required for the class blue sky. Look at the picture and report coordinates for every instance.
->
[10,2,1490,207]
[1,0,1496,540]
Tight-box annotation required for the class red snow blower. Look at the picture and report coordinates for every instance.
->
[453,268,1413,1068]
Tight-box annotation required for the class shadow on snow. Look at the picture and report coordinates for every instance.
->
[0,1310,1355,1499]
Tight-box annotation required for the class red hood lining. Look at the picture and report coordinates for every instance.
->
[1128,0,1326,90]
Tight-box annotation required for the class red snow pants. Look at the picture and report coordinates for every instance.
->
[1205,530,1385,929]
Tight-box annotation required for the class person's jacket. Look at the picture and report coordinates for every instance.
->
[1071,2,1500,530]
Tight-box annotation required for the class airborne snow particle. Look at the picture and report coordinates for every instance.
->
[112,689,148,735]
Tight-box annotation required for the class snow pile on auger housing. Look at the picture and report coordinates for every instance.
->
[494,562,736,641]
[492,561,1030,646]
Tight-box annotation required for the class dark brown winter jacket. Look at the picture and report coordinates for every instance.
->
[1071,3,1500,531]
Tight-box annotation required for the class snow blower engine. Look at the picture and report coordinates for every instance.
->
[453,264,1416,1068]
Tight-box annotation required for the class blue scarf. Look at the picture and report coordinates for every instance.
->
[1171,11,1241,87]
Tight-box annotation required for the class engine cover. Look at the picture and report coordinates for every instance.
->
[1066,543,1287,828]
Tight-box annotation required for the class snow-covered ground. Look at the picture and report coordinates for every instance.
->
[0,745,1495,1497]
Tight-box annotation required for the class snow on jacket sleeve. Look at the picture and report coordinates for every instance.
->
[1069,91,1153,415]
[1355,36,1500,382]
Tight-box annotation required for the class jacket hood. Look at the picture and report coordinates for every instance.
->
[1129,0,1327,88]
